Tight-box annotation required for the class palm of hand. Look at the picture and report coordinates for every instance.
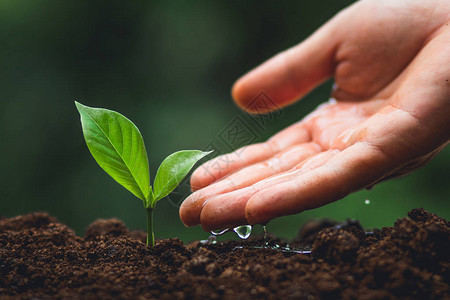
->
[180,0,450,230]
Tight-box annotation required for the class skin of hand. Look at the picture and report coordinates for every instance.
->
[180,0,450,231]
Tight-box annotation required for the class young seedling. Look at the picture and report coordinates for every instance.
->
[75,102,211,246]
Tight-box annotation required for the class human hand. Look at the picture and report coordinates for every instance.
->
[180,0,450,231]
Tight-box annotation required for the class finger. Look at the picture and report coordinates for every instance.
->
[199,149,337,231]
[245,141,393,225]
[232,15,340,113]
[190,120,311,191]
[181,143,320,227]
[199,166,305,231]
[199,187,255,231]
[199,143,320,199]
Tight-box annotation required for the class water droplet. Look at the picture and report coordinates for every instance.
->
[233,225,252,239]
[211,229,230,236]
[207,235,217,244]
[364,199,370,205]
[243,244,311,254]
[290,249,312,254]
[199,235,217,245]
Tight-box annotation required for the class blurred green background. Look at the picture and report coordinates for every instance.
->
[1,0,448,242]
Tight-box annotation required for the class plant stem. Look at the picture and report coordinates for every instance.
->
[146,208,155,246]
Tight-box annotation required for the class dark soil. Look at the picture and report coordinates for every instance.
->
[0,209,449,299]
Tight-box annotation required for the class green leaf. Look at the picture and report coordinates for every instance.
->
[75,101,151,203]
[152,150,212,205]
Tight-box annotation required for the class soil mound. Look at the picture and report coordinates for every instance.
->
[0,209,448,299]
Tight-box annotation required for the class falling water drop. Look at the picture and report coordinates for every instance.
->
[210,228,230,236]
[233,225,252,239]
[262,225,268,246]
[364,199,371,205]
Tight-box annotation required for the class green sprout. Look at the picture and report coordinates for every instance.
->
[75,102,211,246]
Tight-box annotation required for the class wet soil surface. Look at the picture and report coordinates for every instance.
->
[0,208,448,299]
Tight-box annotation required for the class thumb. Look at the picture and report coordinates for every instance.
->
[232,15,341,113]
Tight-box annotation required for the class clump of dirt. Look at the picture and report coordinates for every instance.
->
[0,209,448,299]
